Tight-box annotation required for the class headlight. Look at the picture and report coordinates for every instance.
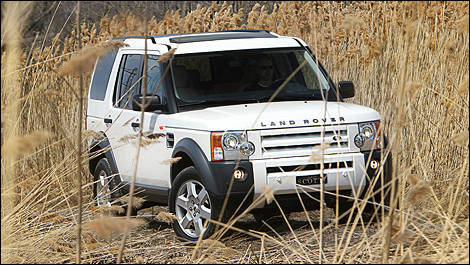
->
[354,133,365,148]
[222,133,241,150]
[239,142,255,156]
[211,131,254,161]
[361,124,376,140]
[354,121,381,151]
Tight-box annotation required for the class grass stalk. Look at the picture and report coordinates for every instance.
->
[75,1,83,264]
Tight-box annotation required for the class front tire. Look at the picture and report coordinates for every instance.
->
[169,166,219,241]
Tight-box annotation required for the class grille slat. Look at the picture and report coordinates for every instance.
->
[267,161,353,174]
[262,130,347,148]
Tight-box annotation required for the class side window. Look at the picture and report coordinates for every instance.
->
[114,54,143,109]
[145,55,164,99]
[89,49,117,100]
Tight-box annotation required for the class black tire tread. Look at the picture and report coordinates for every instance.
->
[169,166,219,241]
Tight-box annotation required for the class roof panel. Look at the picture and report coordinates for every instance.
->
[173,37,301,55]
[111,31,302,55]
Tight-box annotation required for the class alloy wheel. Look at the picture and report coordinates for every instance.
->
[175,180,212,238]
[96,169,112,206]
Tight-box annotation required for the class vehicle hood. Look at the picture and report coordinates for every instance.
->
[159,101,381,131]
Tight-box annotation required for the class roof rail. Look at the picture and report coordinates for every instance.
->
[112,36,156,44]
[169,30,276,44]
[215,29,270,33]
[112,36,144,40]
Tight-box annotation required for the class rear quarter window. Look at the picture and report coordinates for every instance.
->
[89,49,118,100]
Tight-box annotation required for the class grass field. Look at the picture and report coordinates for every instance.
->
[1,1,468,263]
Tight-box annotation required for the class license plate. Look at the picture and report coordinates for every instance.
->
[296,175,327,185]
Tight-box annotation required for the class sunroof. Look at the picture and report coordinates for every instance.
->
[169,31,277,43]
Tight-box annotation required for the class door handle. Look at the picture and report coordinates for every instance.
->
[131,122,140,128]
[104,118,112,123]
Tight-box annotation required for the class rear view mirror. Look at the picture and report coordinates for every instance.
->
[338,81,355,99]
[132,94,166,112]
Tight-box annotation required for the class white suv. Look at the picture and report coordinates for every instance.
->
[86,30,392,241]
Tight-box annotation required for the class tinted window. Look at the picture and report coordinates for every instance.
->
[89,49,117,100]
[144,55,164,99]
[114,54,143,109]
[172,48,336,111]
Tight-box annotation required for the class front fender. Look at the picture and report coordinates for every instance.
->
[171,138,254,199]
[171,138,219,194]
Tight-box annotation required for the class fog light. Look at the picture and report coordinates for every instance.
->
[233,168,247,181]
[370,160,379,169]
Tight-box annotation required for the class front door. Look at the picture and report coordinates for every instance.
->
[106,46,171,189]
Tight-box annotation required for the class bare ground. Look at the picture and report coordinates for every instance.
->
[74,206,382,264]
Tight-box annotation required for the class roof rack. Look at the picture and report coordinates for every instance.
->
[112,36,145,40]
[112,35,157,44]
[215,29,270,33]
[168,30,276,44]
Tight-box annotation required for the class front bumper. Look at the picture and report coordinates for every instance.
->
[207,149,392,213]
[360,149,393,201]
[208,160,255,214]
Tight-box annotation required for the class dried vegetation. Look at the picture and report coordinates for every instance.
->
[1,1,468,264]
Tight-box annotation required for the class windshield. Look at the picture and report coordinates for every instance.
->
[170,48,337,110]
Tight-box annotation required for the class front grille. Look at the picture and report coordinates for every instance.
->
[260,125,349,159]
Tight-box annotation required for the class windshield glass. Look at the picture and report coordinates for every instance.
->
[170,48,336,110]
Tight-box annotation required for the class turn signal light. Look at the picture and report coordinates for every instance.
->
[211,132,224,161]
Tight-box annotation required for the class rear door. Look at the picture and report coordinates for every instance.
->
[86,48,118,134]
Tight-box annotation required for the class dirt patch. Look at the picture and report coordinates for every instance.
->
[86,206,382,264]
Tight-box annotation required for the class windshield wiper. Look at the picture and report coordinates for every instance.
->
[273,91,329,101]
[179,98,261,107]
[179,92,329,108]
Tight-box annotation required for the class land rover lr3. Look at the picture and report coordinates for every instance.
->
[86,30,392,241]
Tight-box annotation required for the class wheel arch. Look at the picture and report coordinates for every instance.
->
[170,138,218,194]
[88,132,120,179]
[170,151,194,185]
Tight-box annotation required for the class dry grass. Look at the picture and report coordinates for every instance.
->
[83,217,146,240]
[155,211,177,224]
[58,41,128,76]
[1,130,51,157]
[1,1,469,264]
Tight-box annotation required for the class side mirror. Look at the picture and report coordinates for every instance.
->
[132,94,166,112]
[338,81,355,99]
